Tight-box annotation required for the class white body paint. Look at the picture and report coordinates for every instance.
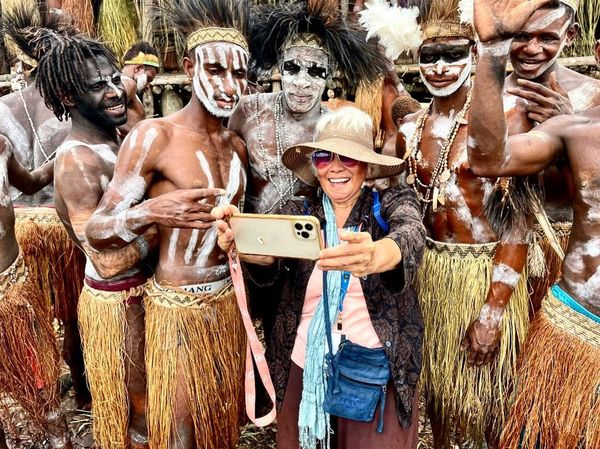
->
[431,112,455,141]
[0,150,10,208]
[492,263,521,288]
[57,140,117,164]
[194,152,244,268]
[400,121,416,143]
[478,40,512,57]
[568,82,600,113]
[420,56,472,97]
[0,102,32,162]
[444,174,490,241]
[478,303,505,327]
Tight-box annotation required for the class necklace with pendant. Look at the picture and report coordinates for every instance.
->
[404,89,472,216]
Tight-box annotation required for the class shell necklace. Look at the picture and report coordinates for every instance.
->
[404,89,472,216]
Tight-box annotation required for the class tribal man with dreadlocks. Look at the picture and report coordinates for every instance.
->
[393,0,532,446]
[86,0,250,448]
[0,2,91,410]
[35,32,159,449]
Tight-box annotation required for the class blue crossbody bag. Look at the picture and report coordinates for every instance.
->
[321,224,391,433]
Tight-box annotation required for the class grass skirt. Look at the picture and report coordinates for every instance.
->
[0,253,59,431]
[144,279,245,449]
[78,281,145,449]
[500,287,600,449]
[14,207,85,322]
[416,238,530,445]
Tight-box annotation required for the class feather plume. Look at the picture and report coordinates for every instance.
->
[358,0,423,59]
[459,0,474,26]
[249,0,387,83]
[156,0,248,54]
[1,1,78,63]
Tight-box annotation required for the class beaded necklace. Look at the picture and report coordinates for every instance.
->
[254,91,324,213]
[405,89,472,216]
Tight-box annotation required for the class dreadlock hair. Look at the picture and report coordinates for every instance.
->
[1,0,77,74]
[36,34,118,122]
[157,0,249,57]
[249,0,387,83]
[122,40,159,62]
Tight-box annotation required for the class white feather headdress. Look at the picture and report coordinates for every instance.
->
[458,0,474,26]
[358,0,423,60]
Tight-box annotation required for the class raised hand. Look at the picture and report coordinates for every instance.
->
[474,0,554,42]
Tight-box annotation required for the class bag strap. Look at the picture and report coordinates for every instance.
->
[372,190,390,233]
[228,248,277,427]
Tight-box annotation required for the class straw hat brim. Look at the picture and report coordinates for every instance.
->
[282,137,405,187]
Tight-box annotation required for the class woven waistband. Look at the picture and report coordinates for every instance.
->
[85,273,148,293]
[82,280,145,305]
[14,207,61,224]
[543,288,600,348]
[533,221,572,239]
[146,278,233,309]
[0,252,28,289]
[425,238,497,258]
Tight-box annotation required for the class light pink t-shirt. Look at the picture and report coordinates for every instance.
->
[291,265,383,368]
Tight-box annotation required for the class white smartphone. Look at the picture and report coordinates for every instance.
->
[229,213,324,260]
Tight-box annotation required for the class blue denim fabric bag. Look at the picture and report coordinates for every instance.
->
[321,271,391,433]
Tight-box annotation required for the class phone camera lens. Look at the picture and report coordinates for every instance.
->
[294,223,303,230]
[305,223,313,231]
[301,231,310,239]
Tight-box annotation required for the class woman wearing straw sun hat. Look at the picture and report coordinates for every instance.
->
[213,106,426,449]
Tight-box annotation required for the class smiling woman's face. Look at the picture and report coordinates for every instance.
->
[315,152,368,205]
[280,46,329,114]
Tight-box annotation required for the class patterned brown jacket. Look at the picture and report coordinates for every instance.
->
[246,186,426,427]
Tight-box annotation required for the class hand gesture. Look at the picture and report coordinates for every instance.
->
[317,230,376,278]
[460,304,504,367]
[147,188,225,229]
[507,72,574,123]
[475,0,554,42]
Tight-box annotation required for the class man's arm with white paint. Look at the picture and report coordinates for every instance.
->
[3,135,54,194]
[468,0,561,177]
[55,147,157,279]
[86,120,224,250]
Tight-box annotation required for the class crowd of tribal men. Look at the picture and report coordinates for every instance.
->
[0,0,598,448]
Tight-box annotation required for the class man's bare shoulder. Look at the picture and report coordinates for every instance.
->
[128,117,171,141]
[56,142,107,172]
[535,110,597,139]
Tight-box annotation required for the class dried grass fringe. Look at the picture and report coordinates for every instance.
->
[527,222,571,315]
[0,263,59,432]
[416,241,530,444]
[77,283,133,449]
[15,209,85,322]
[145,282,245,449]
[500,298,600,449]
[61,0,95,37]
[354,77,384,136]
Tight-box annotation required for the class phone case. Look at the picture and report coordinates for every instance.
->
[229,213,324,260]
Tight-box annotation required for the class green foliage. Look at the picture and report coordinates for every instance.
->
[564,0,600,57]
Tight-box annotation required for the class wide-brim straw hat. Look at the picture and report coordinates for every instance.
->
[282,109,404,187]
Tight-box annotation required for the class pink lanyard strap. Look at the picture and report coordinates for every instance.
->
[228,248,277,426]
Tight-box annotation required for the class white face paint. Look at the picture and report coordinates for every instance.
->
[510,6,572,80]
[280,46,329,114]
[420,56,472,97]
[192,42,248,118]
[136,72,148,93]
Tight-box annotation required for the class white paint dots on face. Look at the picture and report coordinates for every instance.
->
[492,263,521,288]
